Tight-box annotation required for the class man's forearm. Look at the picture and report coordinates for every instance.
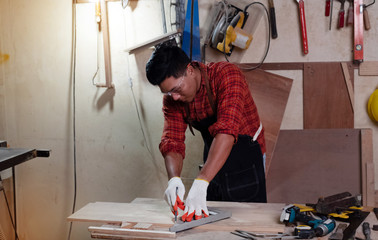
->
[164,152,184,180]
[197,133,234,182]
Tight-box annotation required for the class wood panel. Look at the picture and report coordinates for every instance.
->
[303,62,354,128]
[359,61,378,76]
[267,129,364,204]
[242,68,293,173]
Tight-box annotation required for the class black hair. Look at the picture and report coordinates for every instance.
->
[145,44,190,85]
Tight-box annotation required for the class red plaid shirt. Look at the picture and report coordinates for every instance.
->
[159,61,265,159]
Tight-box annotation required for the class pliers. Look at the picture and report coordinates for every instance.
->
[231,230,297,239]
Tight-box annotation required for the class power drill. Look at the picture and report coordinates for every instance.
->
[280,205,336,237]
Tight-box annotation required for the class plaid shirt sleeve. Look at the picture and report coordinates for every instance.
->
[208,63,248,142]
[159,96,187,159]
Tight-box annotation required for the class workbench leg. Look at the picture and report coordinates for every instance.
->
[12,167,17,240]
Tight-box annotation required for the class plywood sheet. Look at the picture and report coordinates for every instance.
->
[267,129,362,204]
[303,62,354,128]
[242,68,293,173]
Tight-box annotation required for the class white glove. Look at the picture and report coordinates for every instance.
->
[164,177,185,213]
[182,179,209,222]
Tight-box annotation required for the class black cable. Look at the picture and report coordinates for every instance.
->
[0,177,19,240]
[67,1,78,240]
[365,0,375,8]
[237,1,271,71]
[214,1,270,71]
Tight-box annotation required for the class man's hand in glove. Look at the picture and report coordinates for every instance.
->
[182,179,209,222]
[164,177,185,215]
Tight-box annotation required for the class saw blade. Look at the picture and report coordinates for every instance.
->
[211,15,227,48]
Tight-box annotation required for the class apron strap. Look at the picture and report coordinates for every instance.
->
[184,104,195,136]
[253,122,263,142]
[204,73,216,115]
[184,67,216,136]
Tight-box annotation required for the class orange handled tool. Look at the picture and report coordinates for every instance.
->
[295,0,308,54]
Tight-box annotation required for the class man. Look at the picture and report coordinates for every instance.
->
[145,44,266,222]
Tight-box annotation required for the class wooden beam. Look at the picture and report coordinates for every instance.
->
[361,129,375,206]
[341,62,355,113]
[98,0,113,88]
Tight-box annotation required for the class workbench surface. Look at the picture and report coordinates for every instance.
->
[68,198,378,239]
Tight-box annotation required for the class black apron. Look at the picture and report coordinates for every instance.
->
[184,71,267,203]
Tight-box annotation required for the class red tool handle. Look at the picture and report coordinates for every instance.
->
[325,0,331,16]
[338,10,345,28]
[298,0,308,54]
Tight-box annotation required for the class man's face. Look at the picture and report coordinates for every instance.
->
[159,67,197,102]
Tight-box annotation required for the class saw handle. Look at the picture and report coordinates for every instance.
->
[298,0,308,54]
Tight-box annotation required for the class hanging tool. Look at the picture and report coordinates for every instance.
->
[280,205,336,237]
[325,0,331,16]
[205,1,254,56]
[354,0,364,62]
[294,0,308,54]
[363,0,375,30]
[337,0,346,28]
[268,0,278,39]
[182,0,201,61]
[347,0,354,26]
[329,0,334,30]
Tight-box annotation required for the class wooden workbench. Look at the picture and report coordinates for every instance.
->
[68,198,378,239]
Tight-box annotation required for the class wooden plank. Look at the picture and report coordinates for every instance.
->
[68,201,173,225]
[69,198,285,234]
[242,69,293,174]
[267,129,362,204]
[341,62,354,113]
[303,62,354,129]
[359,61,378,76]
[361,129,375,206]
[89,225,176,239]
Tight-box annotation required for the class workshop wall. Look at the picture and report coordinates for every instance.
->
[0,0,377,240]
